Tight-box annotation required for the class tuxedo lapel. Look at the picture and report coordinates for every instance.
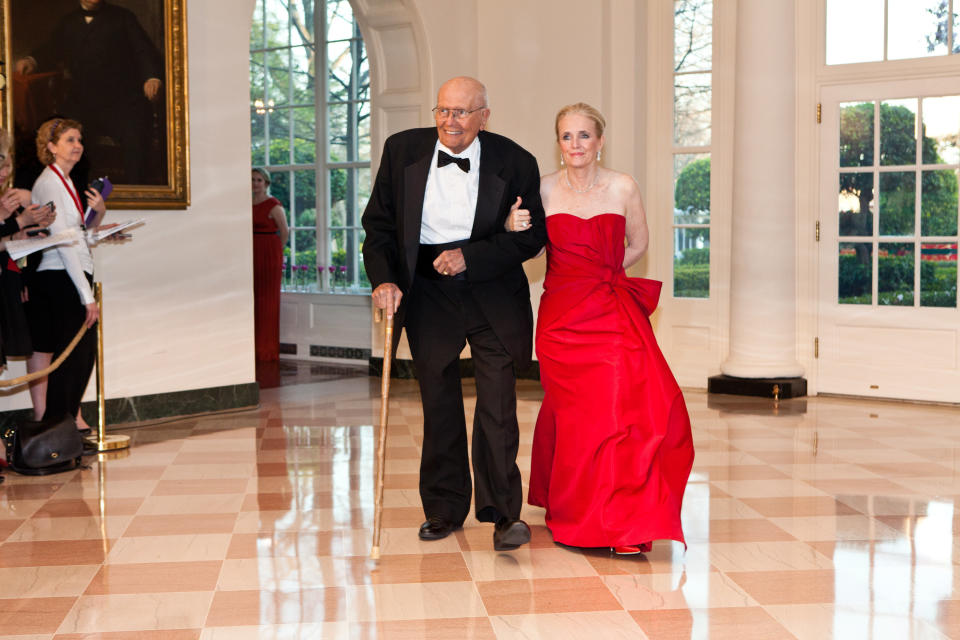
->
[402,132,437,281]
[471,132,506,240]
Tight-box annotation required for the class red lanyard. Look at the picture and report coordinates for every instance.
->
[49,164,84,217]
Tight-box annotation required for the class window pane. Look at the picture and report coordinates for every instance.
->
[329,168,359,228]
[888,0,948,60]
[878,242,914,305]
[954,9,960,53]
[673,154,710,224]
[293,107,317,165]
[290,1,315,47]
[339,228,364,290]
[250,52,265,102]
[839,172,875,236]
[328,102,350,161]
[327,0,355,41]
[264,0,290,48]
[922,96,960,165]
[328,40,362,103]
[329,228,346,274]
[840,102,875,167]
[289,229,317,291]
[358,100,371,162]
[293,169,317,228]
[326,102,371,162]
[674,0,712,73]
[251,111,266,167]
[921,169,959,235]
[673,229,709,299]
[826,0,884,64]
[291,46,315,105]
[268,108,291,165]
[356,167,372,220]
[674,73,711,146]
[880,99,917,166]
[269,170,290,214]
[357,229,370,288]
[292,228,317,270]
[921,242,958,307]
[879,171,915,236]
[250,0,265,50]
[839,242,873,304]
[329,167,348,227]
[265,48,290,106]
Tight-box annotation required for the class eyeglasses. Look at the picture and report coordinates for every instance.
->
[432,106,487,120]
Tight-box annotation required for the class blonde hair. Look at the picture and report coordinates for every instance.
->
[252,167,271,185]
[555,102,606,139]
[36,118,83,165]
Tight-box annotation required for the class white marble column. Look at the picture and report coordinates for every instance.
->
[720,0,804,379]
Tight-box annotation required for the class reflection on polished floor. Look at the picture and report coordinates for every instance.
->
[2,370,960,639]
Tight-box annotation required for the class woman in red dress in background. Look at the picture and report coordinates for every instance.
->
[507,103,694,555]
[251,168,288,362]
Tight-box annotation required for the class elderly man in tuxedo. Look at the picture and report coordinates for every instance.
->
[362,76,546,550]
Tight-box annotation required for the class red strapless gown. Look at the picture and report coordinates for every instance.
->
[253,197,282,361]
[528,213,694,548]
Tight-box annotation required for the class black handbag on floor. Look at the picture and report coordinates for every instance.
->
[3,415,84,475]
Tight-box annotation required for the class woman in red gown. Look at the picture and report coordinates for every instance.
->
[251,168,288,362]
[507,104,694,554]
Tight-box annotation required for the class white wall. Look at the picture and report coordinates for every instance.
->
[0,0,258,410]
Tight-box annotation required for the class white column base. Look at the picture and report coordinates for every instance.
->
[720,357,805,379]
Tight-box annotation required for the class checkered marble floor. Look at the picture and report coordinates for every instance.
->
[2,370,960,639]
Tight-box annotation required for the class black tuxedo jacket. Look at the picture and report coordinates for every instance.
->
[362,128,547,368]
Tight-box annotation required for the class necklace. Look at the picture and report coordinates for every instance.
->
[564,168,598,194]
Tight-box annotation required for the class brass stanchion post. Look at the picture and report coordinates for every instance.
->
[87,282,130,452]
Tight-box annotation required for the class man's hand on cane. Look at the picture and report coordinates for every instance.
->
[371,283,402,318]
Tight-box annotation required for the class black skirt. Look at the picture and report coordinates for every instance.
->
[0,254,32,362]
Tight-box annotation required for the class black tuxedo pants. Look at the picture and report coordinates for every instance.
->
[404,276,523,526]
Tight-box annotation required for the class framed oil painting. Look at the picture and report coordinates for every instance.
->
[0,0,189,208]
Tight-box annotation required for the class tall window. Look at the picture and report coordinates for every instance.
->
[250,0,371,292]
[836,97,959,307]
[827,0,960,64]
[672,0,712,299]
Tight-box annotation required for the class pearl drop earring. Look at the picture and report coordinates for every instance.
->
[597,151,601,162]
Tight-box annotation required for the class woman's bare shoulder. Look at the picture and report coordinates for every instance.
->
[540,170,560,198]
[541,170,561,187]
[605,169,640,193]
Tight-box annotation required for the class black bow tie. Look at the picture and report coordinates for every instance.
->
[437,150,470,173]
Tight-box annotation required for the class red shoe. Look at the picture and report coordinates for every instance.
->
[612,545,642,555]
[611,542,653,555]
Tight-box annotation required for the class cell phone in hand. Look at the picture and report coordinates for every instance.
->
[89,177,113,198]
[85,177,112,227]
[43,200,54,211]
[26,228,49,237]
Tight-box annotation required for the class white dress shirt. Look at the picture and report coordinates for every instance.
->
[420,137,481,244]
[32,166,95,305]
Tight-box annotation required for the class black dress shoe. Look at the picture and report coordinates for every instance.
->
[493,517,531,551]
[418,516,457,541]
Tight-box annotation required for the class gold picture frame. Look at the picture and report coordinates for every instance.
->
[0,0,189,209]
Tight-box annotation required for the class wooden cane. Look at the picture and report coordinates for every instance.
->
[370,308,394,560]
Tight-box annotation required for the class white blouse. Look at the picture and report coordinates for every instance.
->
[31,166,95,305]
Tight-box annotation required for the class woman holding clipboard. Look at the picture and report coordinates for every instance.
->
[25,118,106,431]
